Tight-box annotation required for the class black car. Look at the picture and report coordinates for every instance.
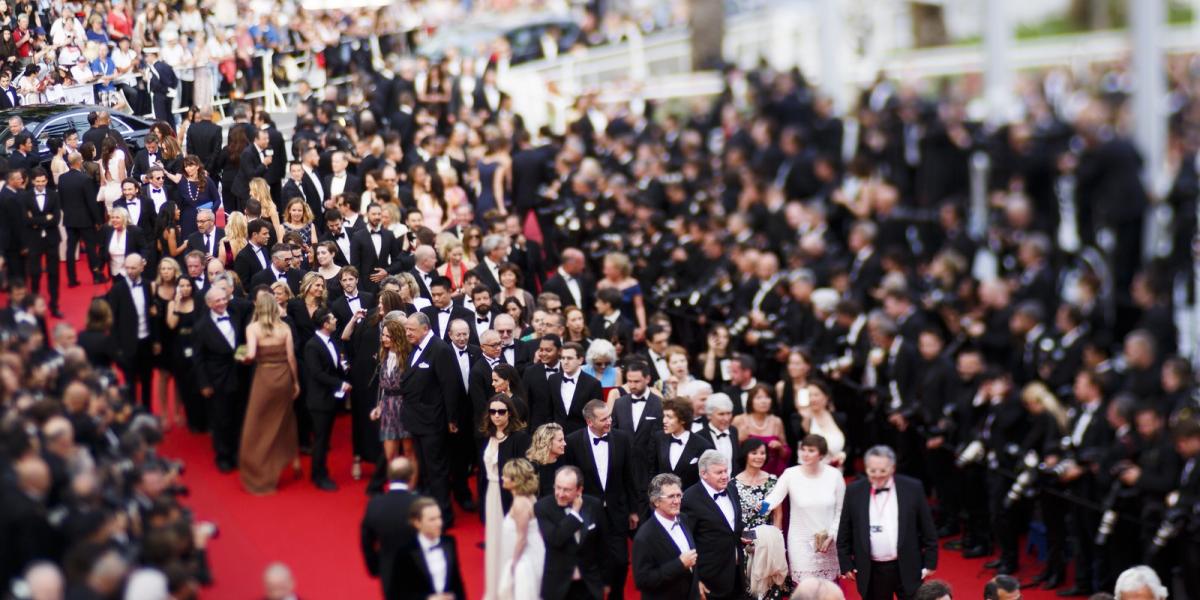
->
[0,104,154,166]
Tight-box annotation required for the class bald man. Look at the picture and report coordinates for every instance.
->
[543,247,595,317]
[0,458,55,585]
[107,253,157,408]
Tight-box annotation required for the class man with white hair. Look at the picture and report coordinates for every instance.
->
[107,253,156,408]
[792,577,846,600]
[184,208,224,256]
[22,562,63,600]
[681,449,744,600]
[263,562,298,600]
[193,285,246,472]
[697,393,739,468]
[1113,566,1168,600]
[678,379,713,431]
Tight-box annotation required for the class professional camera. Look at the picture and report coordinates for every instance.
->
[818,353,854,377]
[955,439,986,469]
[1004,451,1042,508]
[1147,491,1184,558]
[1095,479,1126,546]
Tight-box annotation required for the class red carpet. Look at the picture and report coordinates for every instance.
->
[45,266,1065,599]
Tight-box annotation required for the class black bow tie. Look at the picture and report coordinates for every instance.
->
[425,541,441,552]
[440,307,451,313]
[874,487,890,494]
[712,490,727,500]
[592,435,609,445]
[459,350,469,356]
[562,377,574,384]
[715,431,728,439]
[127,199,137,204]
[130,280,142,287]
[346,295,358,302]
[151,188,162,193]
[216,316,229,322]
[545,367,559,374]
[670,437,683,445]
[631,395,645,403]
[371,230,382,236]
[477,317,489,323]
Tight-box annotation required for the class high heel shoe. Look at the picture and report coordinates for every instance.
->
[351,458,362,481]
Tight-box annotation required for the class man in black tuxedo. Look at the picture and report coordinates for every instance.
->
[590,288,635,348]
[633,473,700,600]
[680,449,744,600]
[186,107,223,171]
[233,129,273,211]
[7,132,35,172]
[468,329,505,429]
[303,308,349,491]
[141,166,175,214]
[352,203,410,293]
[523,334,562,428]
[655,399,714,491]
[401,312,465,526]
[107,253,157,408]
[444,318,480,512]
[470,233,511,294]
[193,283,246,471]
[131,133,163,183]
[183,208,224,258]
[0,169,26,286]
[421,277,478,344]
[535,466,608,600]
[112,179,158,261]
[543,247,595,316]
[21,169,62,317]
[254,112,287,201]
[234,219,272,286]
[361,457,418,599]
[409,245,437,300]
[0,70,20,108]
[59,153,104,287]
[564,400,639,598]
[837,445,938,600]
[323,151,363,201]
[464,285,496,339]
[249,243,303,295]
[695,394,740,472]
[494,314,534,370]
[319,210,353,266]
[389,498,467,600]
[330,267,374,333]
[611,361,662,504]
[547,342,603,434]
[145,47,178,125]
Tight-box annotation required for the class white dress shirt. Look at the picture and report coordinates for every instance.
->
[315,331,339,366]
[559,267,582,307]
[629,393,648,431]
[655,511,691,553]
[502,344,515,365]
[411,331,434,366]
[330,172,348,197]
[435,305,452,337]
[248,242,267,269]
[668,431,689,469]
[648,349,671,381]
[212,311,236,348]
[1071,401,1099,447]
[868,479,899,561]
[483,257,501,284]
[417,535,448,593]
[304,167,324,204]
[559,369,579,414]
[452,343,471,390]
[368,227,383,257]
[147,185,168,211]
[127,276,149,339]
[587,428,609,490]
[709,426,734,465]
[334,230,351,262]
[124,198,142,225]
[701,480,736,529]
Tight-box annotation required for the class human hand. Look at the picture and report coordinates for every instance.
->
[841,570,857,582]
[200,387,214,398]
[448,422,458,433]
[370,407,381,421]
[698,581,709,600]
[921,568,934,579]
[370,268,387,283]
[679,548,698,569]
[571,494,583,512]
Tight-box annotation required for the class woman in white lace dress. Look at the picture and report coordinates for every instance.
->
[761,434,845,583]
[497,458,544,600]
[98,135,126,210]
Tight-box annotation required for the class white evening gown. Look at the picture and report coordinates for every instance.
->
[497,504,544,600]
[763,464,846,582]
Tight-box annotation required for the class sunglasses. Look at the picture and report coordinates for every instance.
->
[488,408,508,416]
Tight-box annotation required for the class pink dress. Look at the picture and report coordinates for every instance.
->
[749,434,792,476]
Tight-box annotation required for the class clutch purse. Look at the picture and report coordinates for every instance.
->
[813,529,830,552]
[233,344,248,362]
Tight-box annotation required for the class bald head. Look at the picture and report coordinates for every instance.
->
[262,562,295,600]
[791,578,845,600]
[414,245,436,270]
[387,457,414,483]
[24,562,64,600]
[16,456,51,498]
[561,248,585,275]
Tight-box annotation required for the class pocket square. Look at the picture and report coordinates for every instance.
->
[587,523,597,531]
[644,416,658,420]
[418,362,430,369]
[689,457,698,465]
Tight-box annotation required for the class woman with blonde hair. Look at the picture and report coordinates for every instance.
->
[151,256,183,426]
[222,212,248,266]
[497,458,544,600]
[287,272,328,368]
[396,272,428,311]
[278,196,317,250]
[269,280,293,314]
[525,422,566,497]
[371,315,414,477]
[238,291,301,494]
[436,234,469,294]
[249,177,281,229]
[597,251,647,341]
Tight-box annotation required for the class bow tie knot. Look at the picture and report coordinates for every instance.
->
[440,307,451,313]
[562,377,575,384]
[346,295,358,302]
[216,315,230,322]
[476,317,489,323]
[592,435,609,445]
[458,350,469,356]
[630,395,645,403]
[712,490,727,500]
[670,437,683,446]
[873,486,890,495]
[715,431,728,439]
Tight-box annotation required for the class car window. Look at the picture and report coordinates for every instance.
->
[37,116,74,145]
[111,116,135,134]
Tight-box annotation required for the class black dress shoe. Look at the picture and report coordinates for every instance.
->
[937,524,960,538]
[983,558,1005,569]
[1040,574,1065,590]
[1056,586,1094,597]
[93,274,108,285]
[50,309,64,319]
[216,461,235,473]
[943,539,964,551]
[995,563,1018,575]
[962,546,992,559]
[457,499,478,513]
[313,478,338,492]
[1025,571,1051,586]
[67,281,80,288]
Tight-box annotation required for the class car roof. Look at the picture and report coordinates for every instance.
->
[0,105,149,126]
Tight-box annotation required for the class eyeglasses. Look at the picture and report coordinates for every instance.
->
[488,408,508,416]
[496,328,514,335]
[592,361,610,368]
[481,342,501,348]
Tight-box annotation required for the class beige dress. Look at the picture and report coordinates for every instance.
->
[238,342,299,494]
[484,436,504,599]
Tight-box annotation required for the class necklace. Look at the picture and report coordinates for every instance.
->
[184,178,199,205]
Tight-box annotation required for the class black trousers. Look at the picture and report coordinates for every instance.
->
[176,354,207,432]
[926,447,960,530]
[309,408,335,481]
[66,226,103,283]
[603,527,629,600]
[120,342,154,408]
[1039,490,1069,577]
[962,464,991,548]
[208,382,243,466]
[448,429,475,505]
[413,430,452,524]
[5,248,25,285]
[986,470,1027,567]
[565,579,599,600]
[26,245,59,309]
[865,560,911,600]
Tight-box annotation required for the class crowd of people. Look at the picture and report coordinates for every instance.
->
[0,12,1199,600]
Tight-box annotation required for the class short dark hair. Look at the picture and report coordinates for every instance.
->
[247,218,270,236]
[983,575,1019,600]
[596,287,621,307]
[646,322,669,341]
[561,341,585,358]
[624,359,650,378]
[663,397,693,425]
[324,209,341,223]
[538,333,562,349]
[800,434,829,456]
[914,580,952,600]
[312,307,335,327]
[429,276,452,291]
[408,497,438,523]
[470,285,491,300]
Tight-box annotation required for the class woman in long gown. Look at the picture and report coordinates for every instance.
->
[99,135,126,210]
[761,434,846,583]
[238,291,301,495]
[733,384,792,476]
[480,395,531,600]
[497,458,544,600]
[165,277,202,432]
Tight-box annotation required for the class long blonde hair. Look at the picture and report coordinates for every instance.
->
[1021,382,1070,431]
[226,211,248,256]
[252,290,283,336]
[299,271,326,307]
[526,423,564,465]
[250,178,274,216]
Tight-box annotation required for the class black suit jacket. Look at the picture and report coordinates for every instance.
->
[680,480,744,600]
[837,475,938,598]
[319,230,352,266]
[632,513,701,600]
[99,226,146,271]
[331,290,375,333]
[564,427,639,531]
[655,432,714,491]
[611,392,664,501]
[543,272,595,314]
[0,85,20,108]
[351,228,410,292]
[186,119,224,171]
[106,275,157,367]
[233,145,269,201]
[535,494,607,600]
[233,244,271,289]
[184,228,225,258]
[420,304,479,345]
[131,150,162,183]
[20,188,61,248]
[695,424,742,472]
[191,309,245,394]
[469,260,501,295]
[57,169,101,228]
[112,196,157,246]
[387,535,467,600]
[400,334,464,436]
[303,334,345,412]
[360,486,416,599]
[468,356,502,430]
[249,267,302,296]
[323,173,363,200]
[544,370,602,434]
